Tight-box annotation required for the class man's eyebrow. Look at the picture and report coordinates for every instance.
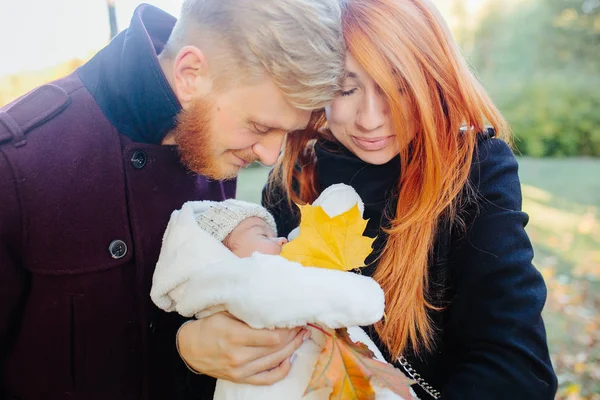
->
[250,118,302,132]
[344,71,359,80]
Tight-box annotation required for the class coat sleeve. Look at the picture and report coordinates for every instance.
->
[441,138,557,399]
[0,150,29,384]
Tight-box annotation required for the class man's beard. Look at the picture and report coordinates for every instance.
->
[172,98,256,180]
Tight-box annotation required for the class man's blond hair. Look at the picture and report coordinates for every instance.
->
[162,0,345,110]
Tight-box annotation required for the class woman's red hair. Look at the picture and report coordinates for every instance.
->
[270,0,510,358]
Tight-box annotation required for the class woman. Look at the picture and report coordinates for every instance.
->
[263,0,558,398]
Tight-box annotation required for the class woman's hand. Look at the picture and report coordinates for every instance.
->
[177,312,310,385]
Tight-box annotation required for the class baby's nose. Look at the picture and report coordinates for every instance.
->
[277,237,288,246]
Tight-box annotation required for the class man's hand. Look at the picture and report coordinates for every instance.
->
[177,312,310,385]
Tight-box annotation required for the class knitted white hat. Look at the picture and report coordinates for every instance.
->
[195,199,278,242]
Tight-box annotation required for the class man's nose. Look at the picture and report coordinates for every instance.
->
[252,131,286,166]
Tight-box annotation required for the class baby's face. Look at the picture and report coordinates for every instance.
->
[225,217,288,258]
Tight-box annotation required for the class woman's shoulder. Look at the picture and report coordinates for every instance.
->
[446,129,524,247]
[468,128,521,198]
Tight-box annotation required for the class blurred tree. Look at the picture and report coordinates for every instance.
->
[542,0,600,74]
[445,0,469,49]
[471,0,599,79]
[470,1,542,82]
[468,0,600,157]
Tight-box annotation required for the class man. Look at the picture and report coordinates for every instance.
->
[0,1,344,398]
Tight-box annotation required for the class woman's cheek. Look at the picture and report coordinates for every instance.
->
[326,99,354,129]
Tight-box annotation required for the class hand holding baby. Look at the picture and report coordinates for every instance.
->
[177,313,307,385]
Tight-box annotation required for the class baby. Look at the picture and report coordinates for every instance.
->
[151,186,412,400]
[195,199,287,258]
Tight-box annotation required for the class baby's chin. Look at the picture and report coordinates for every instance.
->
[255,248,283,257]
[231,248,283,258]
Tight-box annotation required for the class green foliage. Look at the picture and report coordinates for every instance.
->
[490,74,600,157]
[468,0,600,157]
[542,0,600,74]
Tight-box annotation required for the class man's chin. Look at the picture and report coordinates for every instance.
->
[195,164,242,181]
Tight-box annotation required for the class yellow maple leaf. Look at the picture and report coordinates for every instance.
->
[280,203,375,271]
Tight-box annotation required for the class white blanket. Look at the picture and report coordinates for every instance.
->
[151,201,385,329]
[150,195,413,399]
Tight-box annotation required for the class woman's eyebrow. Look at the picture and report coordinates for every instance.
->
[345,71,358,79]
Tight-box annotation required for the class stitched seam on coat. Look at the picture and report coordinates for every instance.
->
[0,148,26,261]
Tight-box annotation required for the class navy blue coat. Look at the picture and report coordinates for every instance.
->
[0,5,234,399]
[263,134,558,400]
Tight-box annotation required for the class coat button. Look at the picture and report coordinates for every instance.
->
[130,150,147,169]
[108,240,128,259]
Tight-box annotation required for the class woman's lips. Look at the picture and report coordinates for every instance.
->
[351,135,395,151]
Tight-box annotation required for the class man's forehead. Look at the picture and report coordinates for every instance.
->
[253,112,310,132]
[240,78,311,131]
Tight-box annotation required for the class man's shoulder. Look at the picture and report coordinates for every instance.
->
[0,73,100,150]
[0,83,69,147]
[0,72,124,192]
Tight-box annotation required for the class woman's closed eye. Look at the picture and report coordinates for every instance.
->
[340,88,358,97]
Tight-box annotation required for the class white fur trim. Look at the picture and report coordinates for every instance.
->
[214,338,330,400]
[151,201,385,329]
[313,183,365,218]
[150,196,408,400]
[179,253,384,329]
[150,202,236,312]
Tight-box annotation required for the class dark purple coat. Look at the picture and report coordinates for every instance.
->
[0,5,234,399]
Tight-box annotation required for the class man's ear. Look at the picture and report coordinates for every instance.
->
[171,45,213,107]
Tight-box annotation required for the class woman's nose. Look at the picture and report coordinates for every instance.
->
[356,90,387,132]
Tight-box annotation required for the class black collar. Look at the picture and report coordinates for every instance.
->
[77,4,181,144]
